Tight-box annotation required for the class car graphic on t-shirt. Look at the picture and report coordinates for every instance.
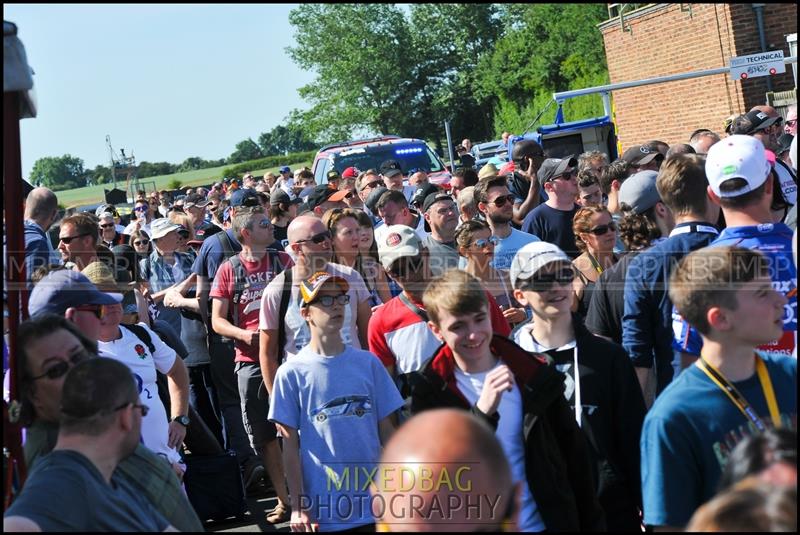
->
[311,396,372,422]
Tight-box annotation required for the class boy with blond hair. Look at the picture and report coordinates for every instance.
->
[641,246,797,530]
[406,269,605,532]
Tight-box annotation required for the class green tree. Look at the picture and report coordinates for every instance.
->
[228,138,263,164]
[257,123,316,156]
[177,156,205,172]
[137,161,176,178]
[88,164,113,185]
[29,154,86,191]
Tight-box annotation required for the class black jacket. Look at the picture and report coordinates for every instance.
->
[405,335,606,532]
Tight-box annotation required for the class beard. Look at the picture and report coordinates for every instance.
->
[487,210,513,226]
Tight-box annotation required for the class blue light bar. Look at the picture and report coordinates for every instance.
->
[395,147,424,155]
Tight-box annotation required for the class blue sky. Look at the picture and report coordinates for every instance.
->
[5,4,319,179]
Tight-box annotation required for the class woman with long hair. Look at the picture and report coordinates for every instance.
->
[572,205,619,318]
[454,219,527,325]
[323,208,392,307]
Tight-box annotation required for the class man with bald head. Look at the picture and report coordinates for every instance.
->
[372,409,517,532]
[259,215,372,397]
[24,187,61,287]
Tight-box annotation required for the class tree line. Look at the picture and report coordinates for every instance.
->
[30,4,610,191]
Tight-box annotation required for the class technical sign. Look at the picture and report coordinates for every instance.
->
[730,50,785,80]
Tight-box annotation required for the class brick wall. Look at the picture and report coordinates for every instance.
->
[600,3,796,151]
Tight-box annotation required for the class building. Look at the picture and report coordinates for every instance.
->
[599,3,797,149]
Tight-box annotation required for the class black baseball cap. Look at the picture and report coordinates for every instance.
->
[537,156,578,183]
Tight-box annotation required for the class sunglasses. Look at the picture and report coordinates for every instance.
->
[344,191,355,199]
[112,401,150,417]
[786,119,797,127]
[296,230,331,245]
[488,194,514,207]
[134,240,150,247]
[59,233,91,244]
[307,294,351,307]
[549,169,578,182]
[99,223,114,229]
[73,304,106,320]
[472,236,499,248]
[30,350,91,381]
[361,180,382,191]
[257,219,273,229]
[134,206,148,212]
[519,267,576,292]
[588,222,617,236]
[389,253,425,279]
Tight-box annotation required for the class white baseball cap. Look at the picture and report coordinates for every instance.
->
[705,135,771,198]
[377,225,422,271]
[148,218,182,240]
[509,241,571,289]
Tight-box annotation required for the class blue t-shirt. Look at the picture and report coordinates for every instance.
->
[521,203,579,258]
[191,229,242,281]
[491,228,540,271]
[269,345,404,531]
[640,353,797,528]
[4,449,169,531]
[672,224,797,359]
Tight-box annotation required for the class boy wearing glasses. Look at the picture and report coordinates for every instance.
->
[269,271,403,531]
[510,242,646,532]
[404,268,605,532]
[521,156,582,258]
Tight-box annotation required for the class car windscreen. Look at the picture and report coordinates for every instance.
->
[333,143,444,174]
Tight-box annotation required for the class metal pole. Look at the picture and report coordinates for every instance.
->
[444,121,456,172]
[752,4,773,92]
[554,56,797,101]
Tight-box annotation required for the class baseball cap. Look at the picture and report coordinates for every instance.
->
[365,186,389,214]
[299,271,350,306]
[422,192,454,213]
[705,134,770,198]
[148,218,182,240]
[342,167,359,179]
[377,225,422,271]
[95,204,118,218]
[306,184,349,210]
[29,269,122,317]
[411,183,439,209]
[229,188,260,207]
[618,170,661,214]
[270,189,303,206]
[741,110,780,135]
[537,156,578,183]
[622,145,663,166]
[183,193,210,209]
[509,242,571,289]
[326,169,342,183]
[380,159,402,173]
[279,165,291,174]
[477,163,499,180]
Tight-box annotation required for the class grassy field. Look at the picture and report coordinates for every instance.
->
[56,161,313,208]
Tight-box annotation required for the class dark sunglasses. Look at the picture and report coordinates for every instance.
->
[588,222,617,236]
[73,304,106,320]
[344,191,355,199]
[99,223,114,229]
[361,180,382,191]
[59,233,91,244]
[389,253,425,279]
[519,267,575,292]
[31,350,91,381]
[134,206,148,212]
[307,294,350,307]
[488,194,514,207]
[472,236,499,248]
[785,119,797,127]
[134,240,150,247]
[550,169,578,182]
[296,230,331,245]
[112,401,150,417]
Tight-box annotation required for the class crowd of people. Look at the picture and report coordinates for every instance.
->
[4,103,798,532]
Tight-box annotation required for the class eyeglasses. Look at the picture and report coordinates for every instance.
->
[99,223,114,229]
[519,267,576,293]
[588,222,617,236]
[112,401,150,417]
[295,230,331,245]
[134,240,150,247]
[786,119,797,127]
[134,206,148,212]
[472,236,499,248]
[73,305,106,320]
[488,194,514,207]
[361,180,382,191]
[59,233,91,244]
[30,350,91,381]
[549,169,578,182]
[344,191,355,199]
[307,294,350,307]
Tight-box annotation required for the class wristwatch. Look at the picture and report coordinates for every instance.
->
[172,415,190,427]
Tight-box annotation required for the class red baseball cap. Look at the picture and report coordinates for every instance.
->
[342,167,359,179]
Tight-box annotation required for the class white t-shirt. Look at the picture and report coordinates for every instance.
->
[455,363,546,532]
[259,263,370,359]
[97,323,180,464]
